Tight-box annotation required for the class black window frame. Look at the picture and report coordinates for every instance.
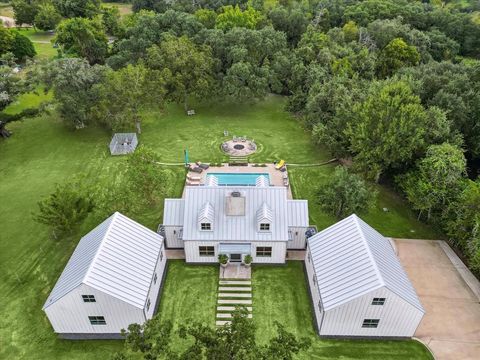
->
[372,297,386,305]
[362,319,380,328]
[153,272,158,285]
[200,223,211,231]
[259,223,270,231]
[82,295,96,303]
[146,298,151,312]
[199,246,215,256]
[256,246,272,257]
[89,316,106,325]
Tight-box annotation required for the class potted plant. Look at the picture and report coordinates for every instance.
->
[218,254,229,268]
[243,254,252,267]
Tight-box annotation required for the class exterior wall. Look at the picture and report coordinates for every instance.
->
[184,241,286,264]
[144,244,167,319]
[44,284,145,335]
[320,288,424,337]
[305,245,324,331]
[164,225,184,248]
[287,226,308,249]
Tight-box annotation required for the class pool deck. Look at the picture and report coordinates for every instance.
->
[185,163,293,199]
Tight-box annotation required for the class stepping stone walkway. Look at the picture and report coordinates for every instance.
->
[216,267,252,326]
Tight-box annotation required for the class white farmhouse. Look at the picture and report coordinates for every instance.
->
[43,212,166,339]
[161,184,312,264]
[305,214,424,338]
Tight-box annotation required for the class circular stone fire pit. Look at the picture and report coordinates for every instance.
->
[221,139,257,156]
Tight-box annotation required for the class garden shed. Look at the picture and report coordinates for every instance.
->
[109,133,138,155]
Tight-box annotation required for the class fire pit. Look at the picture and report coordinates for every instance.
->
[233,144,245,150]
[221,139,257,156]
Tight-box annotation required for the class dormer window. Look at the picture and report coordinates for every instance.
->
[201,223,211,231]
[259,223,270,231]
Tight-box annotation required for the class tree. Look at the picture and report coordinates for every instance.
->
[52,0,100,18]
[215,5,265,31]
[378,38,419,77]
[11,0,38,26]
[35,178,95,236]
[101,5,122,36]
[115,306,311,359]
[400,143,466,221]
[268,5,309,46]
[146,35,214,111]
[34,3,62,31]
[195,8,217,29]
[317,166,377,219]
[93,64,166,133]
[342,20,358,42]
[347,80,428,181]
[55,17,108,64]
[39,58,106,128]
[0,25,15,56]
[0,53,25,112]
[10,30,36,60]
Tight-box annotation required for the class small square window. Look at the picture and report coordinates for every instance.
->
[89,316,106,325]
[256,247,272,257]
[154,273,158,285]
[372,297,386,305]
[313,275,317,285]
[160,251,164,262]
[307,252,311,263]
[201,223,211,231]
[318,300,323,312]
[199,246,215,256]
[259,223,270,231]
[82,295,96,303]
[146,298,151,312]
[362,319,380,328]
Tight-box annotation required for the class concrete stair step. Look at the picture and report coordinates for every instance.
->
[218,299,252,305]
[218,286,252,292]
[217,306,252,312]
[219,280,252,285]
[217,313,253,319]
[218,293,252,298]
[216,320,231,326]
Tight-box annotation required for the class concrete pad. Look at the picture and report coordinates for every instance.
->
[216,320,231,326]
[217,313,252,319]
[217,306,252,312]
[218,286,252,292]
[395,239,480,360]
[218,299,252,305]
[218,293,252,298]
[220,264,251,279]
[219,280,252,285]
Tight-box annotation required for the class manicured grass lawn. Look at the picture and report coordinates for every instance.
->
[103,2,133,16]
[253,262,433,360]
[0,3,13,17]
[15,28,57,59]
[4,88,52,114]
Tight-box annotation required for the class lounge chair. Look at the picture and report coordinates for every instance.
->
[189,165,203,173]
[187,174,202,181]
[186,179,200,186]
[275,160,285,170]
[196,162,209,170]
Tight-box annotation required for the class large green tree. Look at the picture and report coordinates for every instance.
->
[52,0,100,18]
[11,0,38,26]
[0,53,25,112]
[378,38,420,77]
[215,5,265,31]
[317,166,377,218]
[146,35,214,111]
[55,17,108,64]
[347,80,429,181]
[34,3,62,31]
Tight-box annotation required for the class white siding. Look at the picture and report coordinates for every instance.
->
[44,284,145,334]
[287,226,308,249]
[320,288,424,337]
[144,245,167,319]
[164,226,184,248]
[305,245,324,332]
[184,241,286,264]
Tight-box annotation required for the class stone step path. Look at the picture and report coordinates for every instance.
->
[216,267,252,327]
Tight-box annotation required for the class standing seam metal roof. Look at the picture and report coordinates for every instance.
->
[43,212,163,310]
[307,214,424,312]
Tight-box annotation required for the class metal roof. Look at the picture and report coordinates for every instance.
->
[43,212,163,310]
[162,199,185,225]
[287,200,309,227]
[307,214,424,312]
[219,243,252,254]
[181,186,291,241]
[256,202,273,224]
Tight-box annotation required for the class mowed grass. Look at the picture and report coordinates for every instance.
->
[253,262,433,360]
[103,2,133,16]
[0,3,13,17]
[0,95,437,359]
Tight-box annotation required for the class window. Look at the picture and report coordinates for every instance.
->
[153,273,158,285]
[372,297,386,305]
[199,246,215,256]
[146,298,151,312]
[307,252,311,263]
[313,275,317,285]
[89,316,106,325]
[200,223,211,231]
[362,319,380,328]
[259,223,270,231]
[256,247,272,257]
[160,251,164,262]
[82,295,96,303]
[318,300,323,312]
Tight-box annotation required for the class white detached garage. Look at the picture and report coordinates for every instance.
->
[43,212,166,339]
[305,214,424,338]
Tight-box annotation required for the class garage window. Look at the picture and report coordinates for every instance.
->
[362,319,380,328]
[256,247,272,257]
[199,246,215,256]
[82,295,96,303]
[372,297,386,305]
[89,316,106,325]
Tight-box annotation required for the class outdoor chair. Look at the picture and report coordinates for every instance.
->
[196,162,210,170]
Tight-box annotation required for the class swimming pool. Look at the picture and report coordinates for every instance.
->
[206,173,270,186]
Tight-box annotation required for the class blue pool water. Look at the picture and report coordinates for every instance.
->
[207,173,270,186]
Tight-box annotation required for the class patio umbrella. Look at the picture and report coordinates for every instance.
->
[184,148,189,166]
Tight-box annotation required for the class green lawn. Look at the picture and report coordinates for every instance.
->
[253,262,433,360]
[103,2,133,17]
[0,95,438,359]
[0,3,13,17]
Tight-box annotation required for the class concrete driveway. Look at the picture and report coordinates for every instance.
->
[395,239,480,360]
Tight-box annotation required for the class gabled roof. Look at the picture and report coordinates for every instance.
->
[256,202,273,223]
[43,212,163,310]
[198,201,214,224]
[307,214,424,313]
[286,200,309,227]
[181,186,290,241]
